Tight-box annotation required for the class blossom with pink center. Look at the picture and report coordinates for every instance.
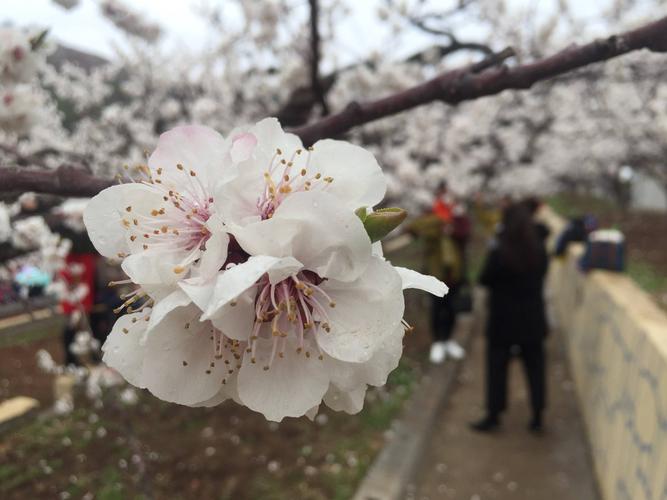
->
[84,125,231,290]
[0,27,48,85]
[218,117,387,227]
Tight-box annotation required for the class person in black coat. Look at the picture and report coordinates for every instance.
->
[472,202,549,433]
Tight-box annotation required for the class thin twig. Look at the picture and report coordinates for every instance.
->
[308,0,329,116]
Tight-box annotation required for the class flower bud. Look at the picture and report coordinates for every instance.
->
[361,207,407,243]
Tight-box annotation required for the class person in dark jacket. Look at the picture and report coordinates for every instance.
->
[472,202,549,433]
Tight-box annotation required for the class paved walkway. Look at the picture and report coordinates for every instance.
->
[408,329,599,500]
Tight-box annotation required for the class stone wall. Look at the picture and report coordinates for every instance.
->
[541,207,667,500]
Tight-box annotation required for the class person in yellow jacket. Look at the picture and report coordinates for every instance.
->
[409,183,470,363]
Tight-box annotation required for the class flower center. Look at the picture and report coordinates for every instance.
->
[118,163,213,273]
[257,146,333,220]
[248,270,336,370]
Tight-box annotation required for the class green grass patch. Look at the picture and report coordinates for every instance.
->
[547,193,616,219]
[0,316,64,348]
[626,259,667,295]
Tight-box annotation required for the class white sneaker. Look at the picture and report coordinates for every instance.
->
[444,340,466,360]
[429,341,447,364]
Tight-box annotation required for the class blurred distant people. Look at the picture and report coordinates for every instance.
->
[521,197,550,243]
[555,214,598,256]
[410,182,470,364]
[472,192,502,237]
[472,202,549,433]
[14,264,51,298]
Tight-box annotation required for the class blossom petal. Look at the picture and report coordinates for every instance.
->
[315,257,404,363]
[249,117,302,158]
[193,229,229,280]
[83,183,158,258]
[207,288,255,341]
[229,132,258,163]
[233,191,371,282]
[141,304,230,406]
[192,371,239,407]
[394,266,448,296]
[237,337,329,421]
[325,324,404,391]
[101,311,149,388]
[214,167,265,227]
[180,275,254,341]
[122,248,193,287]
[323,384,367,414]
[178,278,214,312]
[202,255,302,320]
[308,138,386,209]
[146,289,192,333]
[148,125,229,190]
[305,406,320,421]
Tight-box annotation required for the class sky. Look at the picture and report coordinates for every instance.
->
[2,0,424,65]
[2,0,642,66]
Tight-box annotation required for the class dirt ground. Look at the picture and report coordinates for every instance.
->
[0,328,64,406]
[409,328,599,500]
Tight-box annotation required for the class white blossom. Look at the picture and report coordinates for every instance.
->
[89,119,446,421]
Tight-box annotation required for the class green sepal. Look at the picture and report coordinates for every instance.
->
[361,207,407,243]
[355,207,368,222]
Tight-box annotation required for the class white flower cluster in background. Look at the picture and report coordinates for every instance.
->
[84,118,447,421]
[0,27,50,135]
[0,0,666,230]
[1,207,72,284]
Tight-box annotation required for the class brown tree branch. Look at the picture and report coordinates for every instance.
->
[291,15,667,145]
[1,15,667,197]
[0,165,113,197]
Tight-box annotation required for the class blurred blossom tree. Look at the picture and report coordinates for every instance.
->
[0,0,666,209]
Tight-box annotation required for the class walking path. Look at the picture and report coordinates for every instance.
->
[408,329,599,500]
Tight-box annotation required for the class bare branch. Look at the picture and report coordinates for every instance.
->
[292,15,667,145]
[0,165,113,197]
